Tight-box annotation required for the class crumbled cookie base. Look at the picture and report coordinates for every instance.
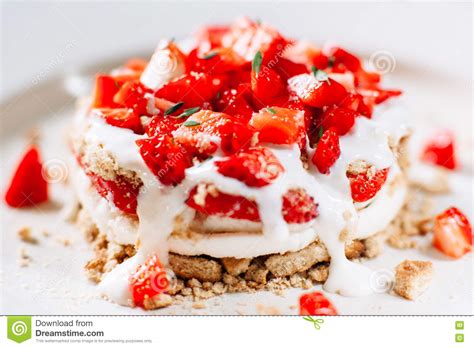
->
[17,227,38,244]
[394,260,433,300]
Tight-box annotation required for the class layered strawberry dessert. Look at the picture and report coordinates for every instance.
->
[70,18,410,309]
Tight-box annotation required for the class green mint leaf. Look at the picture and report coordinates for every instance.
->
[267,107,277,114]
[183,120,201,127]
[252,51,263,75]
[175,106,201,119]
[164,101,184,116]
[203,51,218,60]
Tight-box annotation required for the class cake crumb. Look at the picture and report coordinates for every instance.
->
[394,260,433,300]
[192,302,206,309]
[19,248,31,267]
[17,227,38,244]
[256,303,281,315]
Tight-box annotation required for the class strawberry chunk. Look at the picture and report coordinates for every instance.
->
[215,146,284,187]
[173,110,235,156]
[347,167,389,202]
[274,57,309,83]
[155,72,224,108]
[282,188,319,223]
[251,68,288,108]
[433,207,472,259]
[357,87,402,105]
[299,291,338,316]
[136,134,192,186]
[288,73,347,108]
[129,254,169,308]
[88,173,139,215]
[5,145,48,208]
[145,115,183,137]
[216,86,254,121]
[312,128,341,174]
[186,186,260,221]
[113,81,152,116]
[185,47,247,75]
[318,106,356,135]
[421,130,457,170]
[186,185,318,224]
[92,75,122,108]
[99,108,143,134]
[250,107,304,145]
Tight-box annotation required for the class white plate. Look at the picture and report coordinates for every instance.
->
[0,56,472,315]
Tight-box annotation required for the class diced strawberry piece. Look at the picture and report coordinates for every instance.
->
[185,48,247,75]
[92,75,122,108]
[250,107,304,145]
[89,173,139,215]
[4,145,48,208]
[124,58,148,73]
[155,72,224,107]
[186,186,260,221]
[357,87,402,105]
[195,25,230,49]
[312,52,330,70]
[299,291,338,316]
[230,121,255,154]
[145,115,183,137]
[186,186,318,224]
[274,57,309,82]
[433,207,472,259]
[312,128,341,174]
[129,254,169,308]
[113,81,152,115]
[216,86,254,120]
[319,106,356,135]
[251,68,288,108]
[421,130,457,170]
[215,146,284,187]
[136,134,192,186]
[347,167,389,202]
[173,110,235,156]
[288,73,347,108]
[99,108,143,134]
[282,188,319,224]
[330,47,362,72]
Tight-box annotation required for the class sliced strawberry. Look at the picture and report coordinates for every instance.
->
[145,115,183,137]
[89,173,139,215]
[251,68,288,108]
[186,186,260,221]
[250,107,303,145]
[274,57,309,83]
[215,146,284,187]
[92,75,122,108]
[129,254,169,308]
[113,81,152,116]
[312,128,340,174]
[330,47,362,72]
[5,145,48,208]
[312,52,330,70]
[185,47,247,75]
[319,106,356,135]
[347,167,389,202]
[186,186,317,224]
[433,207,472,259]
[216,86,254,121]
[288,73,347,108]
[421,130,457,170]
[357,87,402,105]
[99,108,143,134]
[195,25,230,49]
[173,110,235,156]
[136,134,192,186]
[299,291,338,316]
[282,188,319,223]
[155,72,224,107]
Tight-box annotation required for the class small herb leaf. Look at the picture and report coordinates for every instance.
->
[164,101,184,116]
[183,120,201,127]
[175,106,201,119]
[252,51,263,75]
[311,66,329,82]
[267,107,277,115]
[203,51,218,60]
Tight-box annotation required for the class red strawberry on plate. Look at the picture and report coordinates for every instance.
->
[129,254,170,308]
[347,167,389,202]
[250,107,304,145]
[299,291,338,315]
[288,73,347,108]
[5,145,48,208]
[421,130,457,170]
[312,127,341,174]
[215,146,284,187]
[433,207,472,259]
